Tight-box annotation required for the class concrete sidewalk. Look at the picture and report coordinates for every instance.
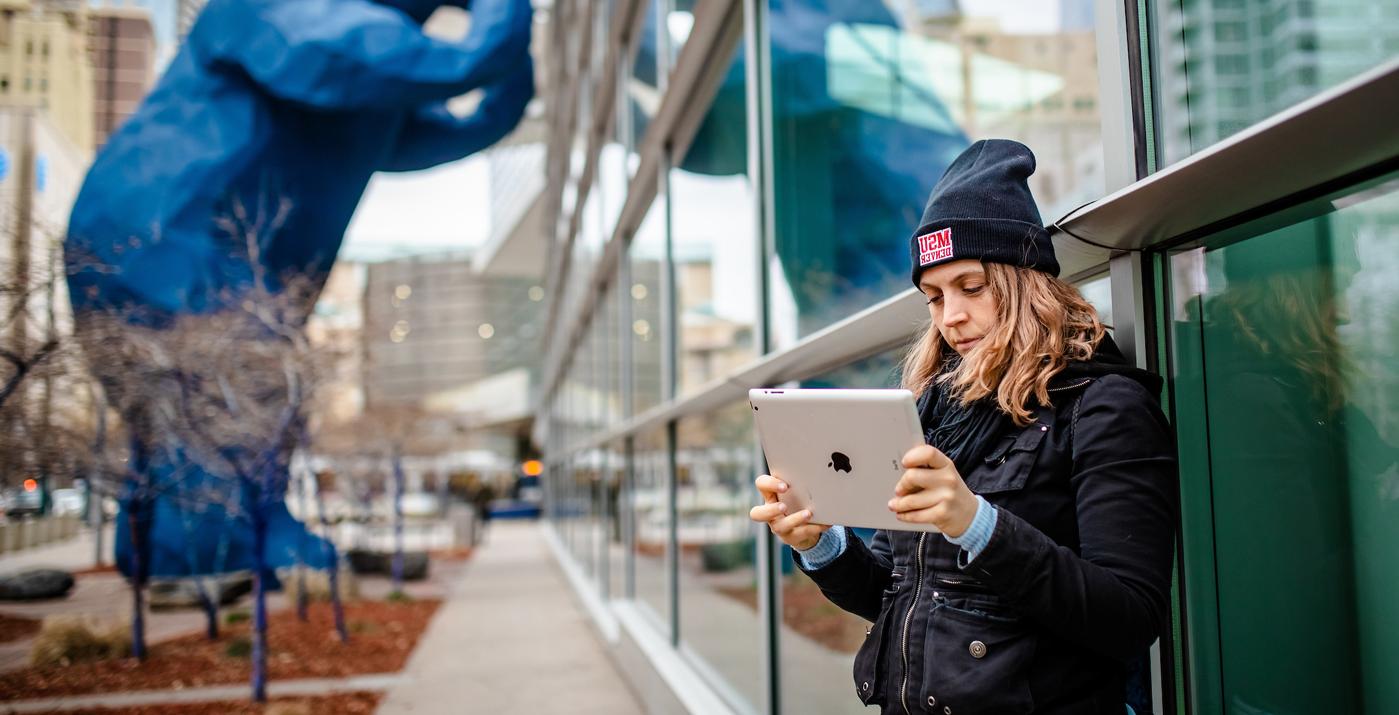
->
[376,521,643,714]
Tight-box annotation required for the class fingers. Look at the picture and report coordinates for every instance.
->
[769,508,816,535]
[748,501,787,523]
[891,504,947,524]
[754,474,788,504]
[888,486,953,514]
[902,444,952,470]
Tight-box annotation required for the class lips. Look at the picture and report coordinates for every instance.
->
[954,337,983,351]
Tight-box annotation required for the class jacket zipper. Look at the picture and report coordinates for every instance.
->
[1048,378,1091,392]
[899,532,927,715]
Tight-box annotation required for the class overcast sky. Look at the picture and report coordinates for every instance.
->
[340,156,494,262]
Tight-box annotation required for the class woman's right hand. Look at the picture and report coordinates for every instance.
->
[749,474,830,551]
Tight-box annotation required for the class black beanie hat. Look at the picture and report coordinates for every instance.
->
[909,139,1059,286]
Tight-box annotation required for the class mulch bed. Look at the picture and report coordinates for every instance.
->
[64,691,381,714]
[0,613,41,643]
[719,574,868,654]
[0,599,439,701]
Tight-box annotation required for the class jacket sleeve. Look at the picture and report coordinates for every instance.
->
[965,375,1179,662]
[189,0,531,111]
[797,527,894,622]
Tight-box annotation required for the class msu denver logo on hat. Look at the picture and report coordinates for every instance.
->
[917,227,954,266]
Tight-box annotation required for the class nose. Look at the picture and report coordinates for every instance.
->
[941,294,969,327]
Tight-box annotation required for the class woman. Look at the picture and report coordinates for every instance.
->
[750,140,1178,714]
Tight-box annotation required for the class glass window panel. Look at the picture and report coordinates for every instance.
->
[627,0,663,165]
[780,347,905,714]
[1169,180,1399,712]
[676,401,762,713]
[1075,272,1112,330]
[633,425,671,629]
[672,45,758,396]
[608,439,628,602]
[630,196,666,415]
[1153,0,1399,167]
[767,0,1105,346]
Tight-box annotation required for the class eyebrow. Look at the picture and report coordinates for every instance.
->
[920,269,984,293]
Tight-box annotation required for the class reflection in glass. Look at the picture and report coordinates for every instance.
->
[765,0,1104,344]
[630,197,666,415]
[1076,272,1112,330]
[633,426,671,629]
[627,0,663,164]
[1153,1,1399,166]
[676,402,762,713]
[1171,184,1399,712]
[671,46,758,396]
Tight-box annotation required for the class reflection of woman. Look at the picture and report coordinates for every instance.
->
[750,140,1178,713]
[1198,231,1398,713]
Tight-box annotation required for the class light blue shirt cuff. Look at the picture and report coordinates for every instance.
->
[944,495,997,567]
[795,525,847,570]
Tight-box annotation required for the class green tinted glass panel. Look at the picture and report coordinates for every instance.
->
[1170,183,1399,713]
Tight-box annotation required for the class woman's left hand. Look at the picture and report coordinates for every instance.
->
[889,445,980,537]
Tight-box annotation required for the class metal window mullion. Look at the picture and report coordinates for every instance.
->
[660,146,679,646]
[744,0,779,710]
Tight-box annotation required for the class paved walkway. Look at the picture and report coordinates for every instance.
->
[376,521,643,714]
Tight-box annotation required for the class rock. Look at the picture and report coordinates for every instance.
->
[0,569,75,600]
[148,572,254,609]
[345,550,429,581]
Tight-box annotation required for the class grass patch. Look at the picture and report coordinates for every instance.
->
[224,611,250,625]
[223,636,252,659]
[385,590,413,604]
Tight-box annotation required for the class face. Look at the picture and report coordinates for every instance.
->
[918,260,998,356]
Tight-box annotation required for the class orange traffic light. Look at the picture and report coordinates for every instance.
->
[22,478,37,492]
[522,460,543,477]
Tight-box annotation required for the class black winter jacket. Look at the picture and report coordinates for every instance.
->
[799,341,1179,714]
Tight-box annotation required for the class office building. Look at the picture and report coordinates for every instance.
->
[0,0,95,156]
[87,5,155,148]
[523,0,1399,712]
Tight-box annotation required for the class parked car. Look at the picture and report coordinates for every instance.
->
[0,487,42,518]
[51,489,86,517]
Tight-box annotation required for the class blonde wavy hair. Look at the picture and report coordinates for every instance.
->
[900,262,1107,426]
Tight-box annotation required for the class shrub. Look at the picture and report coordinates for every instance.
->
[28,615,131,667]
[224,636,252,659]
[225,610,250,625]
[385,590,413,603]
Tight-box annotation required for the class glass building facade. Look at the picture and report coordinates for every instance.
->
[532,0,1399,712]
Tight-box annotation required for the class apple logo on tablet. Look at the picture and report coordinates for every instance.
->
[828,452,852,473]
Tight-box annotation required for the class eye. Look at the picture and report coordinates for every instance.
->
[963,284,984,296]
[926,294,943,306]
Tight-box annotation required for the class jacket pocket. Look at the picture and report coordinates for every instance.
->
[971,425,1046,494]
[921,597,1036,715]
[852,587,898,705]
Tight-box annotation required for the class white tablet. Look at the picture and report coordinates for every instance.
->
[749,388,938,533]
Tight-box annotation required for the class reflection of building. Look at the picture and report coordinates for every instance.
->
[87,6,156,149]
[1155,1,1398,164]
[362,252,544,408]
[914,15,1103,213]
[0,0,95,155]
